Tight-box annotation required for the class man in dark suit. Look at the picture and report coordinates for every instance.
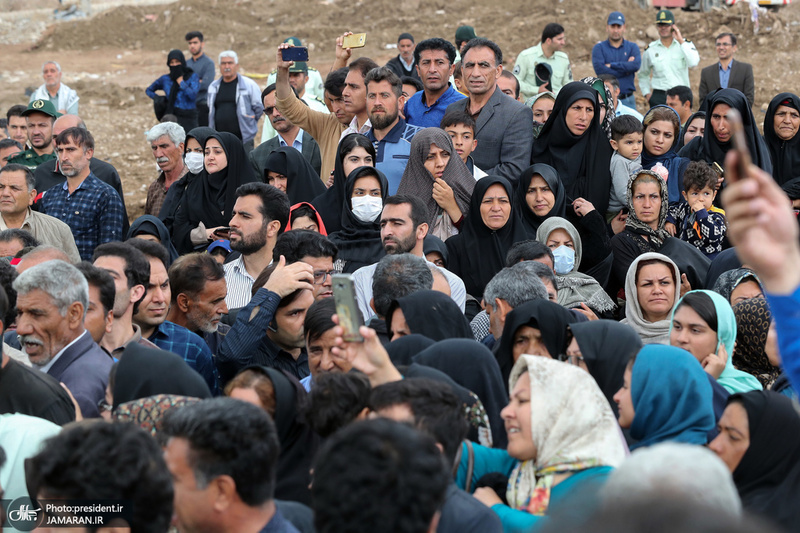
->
[250,83,322,181]
[698,32,754,109]
[13,260,113,418]
[445,38,533,184]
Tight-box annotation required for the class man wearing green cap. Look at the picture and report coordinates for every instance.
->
[513,22,572,99]
[7,100,58,170]
[640,9,699,107]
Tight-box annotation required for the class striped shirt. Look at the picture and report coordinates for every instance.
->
[223,256,256,309]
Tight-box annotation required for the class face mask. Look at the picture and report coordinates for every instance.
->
[351,196,383,223]
[552,245,575,275]
[184,152,204,174]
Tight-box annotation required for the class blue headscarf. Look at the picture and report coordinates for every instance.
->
[630,345,715,449]
[641,105,691,204]
[671,290,763,394]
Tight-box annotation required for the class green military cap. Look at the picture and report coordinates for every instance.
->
[284,36,302,47]
[656,9,674,24]
[22,99,60,119]
[455,26,477,44]
[289,61,309,74]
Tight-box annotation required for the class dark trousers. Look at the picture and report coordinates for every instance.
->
[174,108,199,133]
[648,89,667,107]
[196,101,209,127]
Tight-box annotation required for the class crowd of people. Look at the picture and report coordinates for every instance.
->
[1,8,800,533]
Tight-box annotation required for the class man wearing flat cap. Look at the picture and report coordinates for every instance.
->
[7,100,59,170]
[385,33,421,82]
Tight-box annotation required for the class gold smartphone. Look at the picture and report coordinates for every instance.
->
[343,33,367,49]
[332,274,364,342]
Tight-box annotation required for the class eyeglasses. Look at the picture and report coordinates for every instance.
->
[558,353,585,367]
[313,270,335,285]
[715,42,732,48]
[263,106,277,116]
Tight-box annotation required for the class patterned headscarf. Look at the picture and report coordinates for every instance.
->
[506,356,626,515]
[733,298,780,389]
[580,76,614,139]
[624,169,671,249]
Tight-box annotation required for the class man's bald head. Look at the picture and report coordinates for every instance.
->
[53,115,86,137]
[17,245,71,272]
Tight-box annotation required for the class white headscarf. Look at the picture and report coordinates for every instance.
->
[506,356,626,515]
[621,252,681,345]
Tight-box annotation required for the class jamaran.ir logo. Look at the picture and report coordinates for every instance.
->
[4,497,44,531]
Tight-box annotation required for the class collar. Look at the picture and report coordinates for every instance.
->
[278,128,305,148]
[347,115,372,134]
[399,55,414,70]
[111,324,144,357]
[60,171,95,192]
[422,84,454,107]
[0,208,33,231]
[37,330,88,373]
[367,118,407,143]
[719,59,734,71]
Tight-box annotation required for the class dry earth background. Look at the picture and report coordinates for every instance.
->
[0,0,798,220]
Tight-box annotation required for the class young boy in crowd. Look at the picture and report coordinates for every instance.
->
[440,111,486,180]
[608,115,643,220]
[666,161,727,259]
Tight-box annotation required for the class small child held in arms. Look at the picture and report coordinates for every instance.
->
[666,161,727,259]
[608,115,643,220]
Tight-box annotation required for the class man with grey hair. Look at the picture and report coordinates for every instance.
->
[13,260,113,418]
[207,50,264,152]
[370,253,433,343]
[145,121,187,215]
[603,442,742,517]
[29,61,79,115]
[480,261,549,347]
[0,164,80,262]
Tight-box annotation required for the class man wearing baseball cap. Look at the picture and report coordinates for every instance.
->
[6,99,59,170]
[639,9,699,107]
[592,12,641,111]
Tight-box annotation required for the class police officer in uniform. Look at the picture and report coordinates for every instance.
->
[6,99,59,170]
[639,9,699,107]
[513,22,572,100]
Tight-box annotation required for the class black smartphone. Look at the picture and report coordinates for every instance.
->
[213,227,231,237]
[281,47,309,62]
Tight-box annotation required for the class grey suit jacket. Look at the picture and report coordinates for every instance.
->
[445,86,533,184]
[47,330,114,419]
[698,60,755,108]
[249,131,322,181]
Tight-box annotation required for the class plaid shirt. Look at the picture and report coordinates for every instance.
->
[40,172,125,261]
[149,320,219,394]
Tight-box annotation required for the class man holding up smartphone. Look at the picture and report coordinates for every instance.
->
[639,9,699,107]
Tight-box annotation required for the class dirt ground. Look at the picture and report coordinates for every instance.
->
[0,0,798,221]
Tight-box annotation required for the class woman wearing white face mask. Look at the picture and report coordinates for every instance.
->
[328,166,389,274]
[536,217,616,318]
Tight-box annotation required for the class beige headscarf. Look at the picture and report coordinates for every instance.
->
[621,252,681,345]
[506,355,626,515]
